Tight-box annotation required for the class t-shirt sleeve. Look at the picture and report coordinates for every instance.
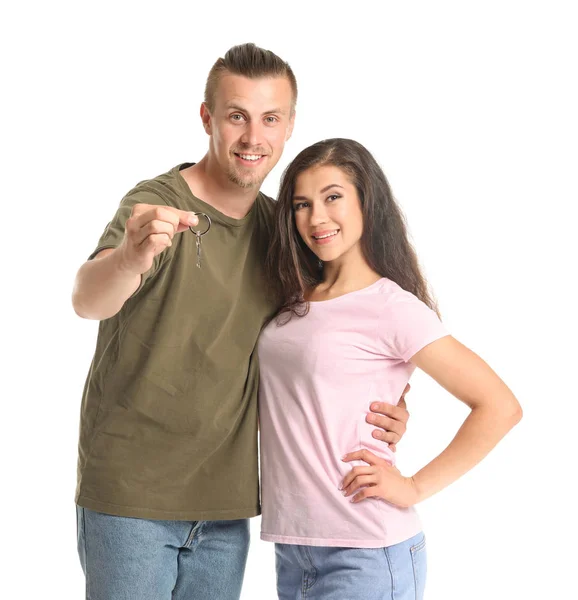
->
[379,290,449,362]
[89,189,171,295]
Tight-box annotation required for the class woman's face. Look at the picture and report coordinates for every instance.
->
[292,164,364,264]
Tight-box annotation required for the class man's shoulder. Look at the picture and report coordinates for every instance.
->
[123,164,192,208]
[258,191,276,204]
[256,191,276,221]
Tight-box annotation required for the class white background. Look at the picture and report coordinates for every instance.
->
[2,1,577,598]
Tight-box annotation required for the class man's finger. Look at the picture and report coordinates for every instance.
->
[176,209,198,227]
[132,204,198,229]
[140,233,172,256]
[174,209,198,233]
[371,429,400,445]
[134,220,177,245]
[369,401,409,425]
[159,206,198,228]
[366,412,405,436]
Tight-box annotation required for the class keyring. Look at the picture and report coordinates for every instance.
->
[189,212,211,236]
[189,212,211,269]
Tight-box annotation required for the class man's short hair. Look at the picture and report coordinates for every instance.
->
[204,43,297,114]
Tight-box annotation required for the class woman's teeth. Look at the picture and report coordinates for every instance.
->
[313,231,338,240]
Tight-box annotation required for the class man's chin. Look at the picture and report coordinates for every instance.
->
[228,168,267,190]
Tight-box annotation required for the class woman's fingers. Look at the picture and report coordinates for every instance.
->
[339,466,374,491]
[342,475,376,497]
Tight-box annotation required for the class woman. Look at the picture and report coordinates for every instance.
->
[258,138,522,599]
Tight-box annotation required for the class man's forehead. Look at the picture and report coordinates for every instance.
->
[215,74,293,111]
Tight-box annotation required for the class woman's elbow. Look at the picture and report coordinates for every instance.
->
[499,394,523,430]
[509,400,523,426]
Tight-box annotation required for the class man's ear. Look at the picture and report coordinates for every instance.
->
[286,111,296,141]
[200,103,212,135]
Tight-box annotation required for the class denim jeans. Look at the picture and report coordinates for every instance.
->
[275,532,427,600]
[76,506,250,600]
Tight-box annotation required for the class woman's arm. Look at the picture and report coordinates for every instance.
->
[341,336,522,507]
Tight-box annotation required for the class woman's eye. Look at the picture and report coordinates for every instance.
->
[327,194,341,202]
[293,202,309,211]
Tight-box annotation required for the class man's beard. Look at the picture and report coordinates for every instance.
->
[227,164,267,189]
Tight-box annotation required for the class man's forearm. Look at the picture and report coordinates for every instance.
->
[72,248,140,320]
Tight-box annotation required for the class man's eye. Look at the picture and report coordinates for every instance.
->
[231,114,244,121]
[265,116,278,123]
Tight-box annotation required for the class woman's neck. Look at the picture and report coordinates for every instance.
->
[308,249,382,301]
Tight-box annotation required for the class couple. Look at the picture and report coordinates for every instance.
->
[72,43,522,600]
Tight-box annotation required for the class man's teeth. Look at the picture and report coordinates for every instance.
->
[239,154,262,161]
[314,231,338,239]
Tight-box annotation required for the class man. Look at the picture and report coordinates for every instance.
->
[72,43,410,600]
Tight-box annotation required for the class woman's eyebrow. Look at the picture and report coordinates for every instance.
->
[293,184,344,201]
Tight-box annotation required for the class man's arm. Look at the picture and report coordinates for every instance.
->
[72,248,141,320]
[72,204,198,320]
[366,384,411,452]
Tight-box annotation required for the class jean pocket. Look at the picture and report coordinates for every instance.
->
[410,535,427,600]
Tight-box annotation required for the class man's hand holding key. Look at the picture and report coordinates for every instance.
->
[117,204,199,275]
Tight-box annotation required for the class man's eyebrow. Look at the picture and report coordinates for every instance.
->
[225,103,287,116]
[223,103,244,113]
[293,184,344,201]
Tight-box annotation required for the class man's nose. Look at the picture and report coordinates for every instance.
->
[240,121,262,147]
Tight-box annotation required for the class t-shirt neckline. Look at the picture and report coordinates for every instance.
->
[175,163,257,228]
[307,278,386,305]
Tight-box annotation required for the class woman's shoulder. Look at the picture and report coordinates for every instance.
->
[373,279,436,320]
[374,278,418,302]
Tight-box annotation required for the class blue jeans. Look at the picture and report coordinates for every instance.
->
[275,532,427,600]
[76,506,250,600]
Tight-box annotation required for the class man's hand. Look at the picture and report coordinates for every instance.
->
[366,384,411,452]
[117,204,198,275]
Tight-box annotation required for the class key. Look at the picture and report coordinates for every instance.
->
[189,212,212,269]
[195,233,202,268]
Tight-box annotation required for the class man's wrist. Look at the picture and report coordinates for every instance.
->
[112,245,140,277]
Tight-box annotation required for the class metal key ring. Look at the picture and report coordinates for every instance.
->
[189,212,211,236]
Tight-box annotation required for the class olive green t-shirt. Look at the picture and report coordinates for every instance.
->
[76,164,276,520]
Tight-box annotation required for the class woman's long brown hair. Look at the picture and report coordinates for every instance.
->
[266,138,438,322]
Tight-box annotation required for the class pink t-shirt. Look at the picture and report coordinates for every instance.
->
[258,278,449,548]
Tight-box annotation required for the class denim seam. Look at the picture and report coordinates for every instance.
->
[410,550,418,600]
[410,538,426,554]
[383,547,395,600]
[304,546,317,591]
[301,571,308,599]
[183,521,200,549]
[410,536,425,600]
[81,507,91,599]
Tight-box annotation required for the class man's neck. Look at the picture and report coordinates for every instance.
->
[180,155,260,219]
